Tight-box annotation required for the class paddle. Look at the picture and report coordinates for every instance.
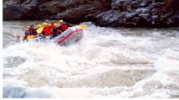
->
[79,25,88,29]
[36,27,44,34]
[27,35,36,39]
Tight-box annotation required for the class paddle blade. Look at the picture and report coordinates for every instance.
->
[79,25,87,29]
[27,35,35,39]
[37,27,44,34]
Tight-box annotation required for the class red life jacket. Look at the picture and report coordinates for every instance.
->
[28,28,37,35]
[28,28,34,35]
[42,24,54,36]
[57,29,62,34]
[61,24,69,32]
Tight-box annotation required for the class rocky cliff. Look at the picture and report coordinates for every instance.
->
[3,0,179,27]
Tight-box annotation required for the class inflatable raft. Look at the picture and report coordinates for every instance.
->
[51,26,84,45]
[18,25,85,45]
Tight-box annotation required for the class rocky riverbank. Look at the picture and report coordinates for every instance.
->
[3,0,179,27]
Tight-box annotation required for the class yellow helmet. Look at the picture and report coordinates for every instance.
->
[42,22,48,26]
[54,23,58,27]
[59,20,64,23]
[36,24,42,28]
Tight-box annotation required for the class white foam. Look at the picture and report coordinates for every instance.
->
[3,21,179,98]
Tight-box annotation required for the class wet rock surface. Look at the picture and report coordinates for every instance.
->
[3,0,179,27]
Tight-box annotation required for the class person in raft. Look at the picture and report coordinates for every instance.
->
[50,20,73,38]
[57,20,73,32]
[41,21,54,38]
[23,25,41,41]
[51,23,62,39]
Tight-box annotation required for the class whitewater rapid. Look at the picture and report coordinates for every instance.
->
[3,21,179,98]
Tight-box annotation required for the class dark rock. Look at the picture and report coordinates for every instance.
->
[3,0,179,27]
[95,0,179,27]
[140,0,149,7]
[151,9,160,14]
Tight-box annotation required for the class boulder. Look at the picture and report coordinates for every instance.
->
[3,0,179,27]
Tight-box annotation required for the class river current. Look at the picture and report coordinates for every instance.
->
[3,21,179,98]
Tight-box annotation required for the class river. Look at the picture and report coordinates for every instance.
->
[3,21,179,98]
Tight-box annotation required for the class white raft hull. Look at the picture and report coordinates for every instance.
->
[51,26,84,45]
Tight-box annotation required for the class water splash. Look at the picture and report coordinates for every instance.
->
[3,21,179,98]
